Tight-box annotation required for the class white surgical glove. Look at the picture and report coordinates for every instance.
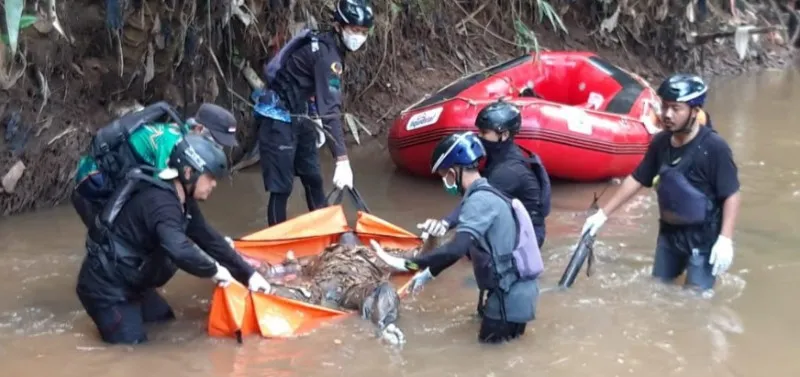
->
[332,160,353,189]
[212,263,235,287]
[581,209,608,237]
[371,239,410,272]
[407,268,434,295]
[709,235,734,276]
[417,219,449,237]
[247,272,272,293]
[312,118,326,149]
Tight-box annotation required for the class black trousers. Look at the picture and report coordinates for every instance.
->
[77,288,175,344]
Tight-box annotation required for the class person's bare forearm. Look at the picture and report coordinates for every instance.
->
[600,176,644,215]
[719,192,740,238]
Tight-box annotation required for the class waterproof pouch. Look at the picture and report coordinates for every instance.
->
[655,129,713,226]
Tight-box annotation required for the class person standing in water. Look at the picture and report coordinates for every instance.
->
[254,0,374,226]
[580,73,740,291]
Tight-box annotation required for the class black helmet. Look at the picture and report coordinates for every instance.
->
[475,100,522,135]
[656,74,708,107]
[430,132,486,173]
[169,134,229,185]
[334,0,374,28]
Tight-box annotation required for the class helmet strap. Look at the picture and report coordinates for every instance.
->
[455,167,466,196]
[178,169,201,198]
[672,108,698,134]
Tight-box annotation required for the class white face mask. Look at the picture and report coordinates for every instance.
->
[342,29,367,51]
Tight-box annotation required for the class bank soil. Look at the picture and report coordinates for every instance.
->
[0,0,793,216]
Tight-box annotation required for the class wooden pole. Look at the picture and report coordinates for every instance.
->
[689,25,786,45]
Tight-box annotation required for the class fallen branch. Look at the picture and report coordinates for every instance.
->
[689,25,785,44]
[47,126,75,145]
[206,44,256,108]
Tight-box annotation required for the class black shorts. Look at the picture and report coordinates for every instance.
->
[77,289,175,344]
[478,317,527,344]
[257,117,322,194]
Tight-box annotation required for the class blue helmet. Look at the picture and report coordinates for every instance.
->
[430,132,486,173]
[656,73,708,107]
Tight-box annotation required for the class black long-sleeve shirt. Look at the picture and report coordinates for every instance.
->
[112,184,256,284]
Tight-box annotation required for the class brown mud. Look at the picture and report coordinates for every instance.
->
[0,0,794,216]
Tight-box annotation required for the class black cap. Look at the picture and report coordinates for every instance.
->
[194,103,239,147]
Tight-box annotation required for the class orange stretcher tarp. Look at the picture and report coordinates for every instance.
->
[207,205,423,340]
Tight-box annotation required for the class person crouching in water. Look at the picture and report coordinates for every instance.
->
[75,134,271,344]
[375,132,544,343]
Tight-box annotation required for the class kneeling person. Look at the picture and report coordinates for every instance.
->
[76,134,270,345]
[376,132,544,344]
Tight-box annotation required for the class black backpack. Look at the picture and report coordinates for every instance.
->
[87,101,185,196]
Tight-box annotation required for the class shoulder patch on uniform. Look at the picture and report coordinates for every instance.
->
[330,61,343,76]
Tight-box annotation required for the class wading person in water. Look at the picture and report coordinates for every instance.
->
[254,0,373,226]
[376,132,544,344]
[418,100,552,247]
[76,135,270,344]
[581,73,740,291]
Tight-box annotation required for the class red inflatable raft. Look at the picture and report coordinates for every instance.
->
[387,51,662,182]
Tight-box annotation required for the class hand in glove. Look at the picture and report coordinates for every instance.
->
[248,272,272,293]
[581,209,608,237]
[312,118,326,149]
[709,235,734,276]
[371,240,415,272]
[406,268,434,295]
[417,219,449,238]
[212,263,235,287]
[379,323,406,345]
[332,160,353,189]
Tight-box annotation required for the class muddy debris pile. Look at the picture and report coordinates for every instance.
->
[241,243,424,309]
[0,0,792,216]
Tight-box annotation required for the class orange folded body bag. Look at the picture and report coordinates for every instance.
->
[207,205,422,341]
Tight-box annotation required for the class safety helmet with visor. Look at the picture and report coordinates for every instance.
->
[430,132,486,196]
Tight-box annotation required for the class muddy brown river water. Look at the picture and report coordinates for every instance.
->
[2,69,799,376]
